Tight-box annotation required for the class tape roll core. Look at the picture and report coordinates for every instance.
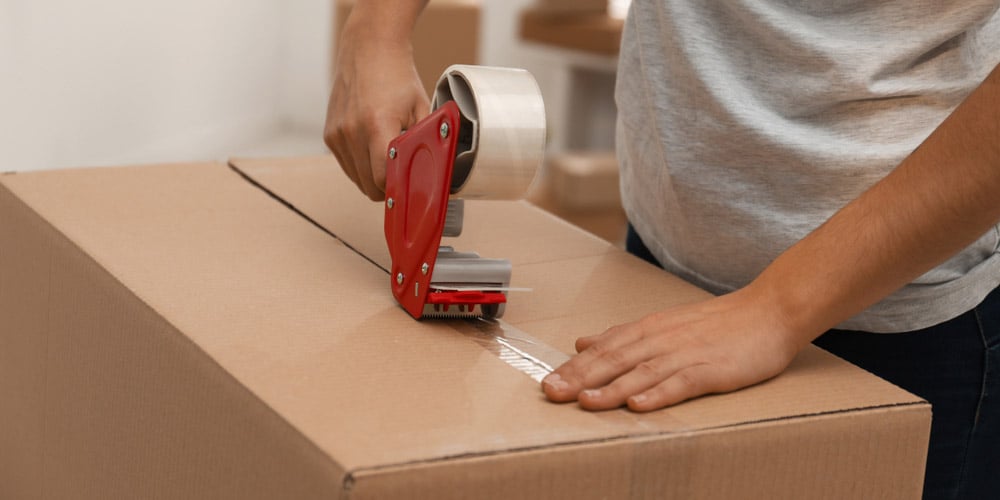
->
[432,65,546,200]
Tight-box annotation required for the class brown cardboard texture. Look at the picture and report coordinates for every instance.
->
[1,157,930,499]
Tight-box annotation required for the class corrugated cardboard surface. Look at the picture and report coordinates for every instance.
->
[0,165,345,499]
[1,158,931,499]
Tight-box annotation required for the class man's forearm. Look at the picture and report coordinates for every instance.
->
[755,63,1000,342]
[346,1,430,45]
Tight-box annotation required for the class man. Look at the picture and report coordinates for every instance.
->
[325,1,1000,497]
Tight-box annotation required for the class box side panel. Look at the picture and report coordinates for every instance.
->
[348,441,637,500]
[673,405,933,499]
[349,405,930,500]
[0,180,49,499]
[632,406,931,500]
[0,182,345,500]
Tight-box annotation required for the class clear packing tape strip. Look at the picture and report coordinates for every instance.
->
[450,317,571,383]
[451,317,675,432]
[431,65,546,200]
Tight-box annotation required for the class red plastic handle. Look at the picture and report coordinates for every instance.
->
[384,102,461,318]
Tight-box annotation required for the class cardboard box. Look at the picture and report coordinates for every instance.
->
[545,151,622,211]
[532,0,609,15]
[334,0,480,97]
[1,157,930,499]
[519,7,623,56]
[526,152,628,247]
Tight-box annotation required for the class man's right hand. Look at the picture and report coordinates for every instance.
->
[323,4,431,201]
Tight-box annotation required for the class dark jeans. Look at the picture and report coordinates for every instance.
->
[626,224,1000,500]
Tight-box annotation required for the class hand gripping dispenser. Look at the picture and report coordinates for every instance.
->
[383,65,546,319]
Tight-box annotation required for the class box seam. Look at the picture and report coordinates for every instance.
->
[228,161,390,275]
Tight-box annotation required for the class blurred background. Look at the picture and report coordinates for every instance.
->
[1,0,629,243]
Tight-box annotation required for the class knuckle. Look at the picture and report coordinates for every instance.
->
[364,183,385,201]
[673,369,702,393]
[635,317,658,339]
[634,360,661,378]
[372,169,387,191]
[323,132,339,152]
[323,120,342,143]
[603,324,623,337]
[714,353,738,375]
[601,348,631,370]
[586,341,612,358]
[360,107,383,130]
[341,122,360,141]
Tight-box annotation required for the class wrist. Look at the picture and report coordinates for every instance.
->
[346,1,425,47]
[741,273,828,352]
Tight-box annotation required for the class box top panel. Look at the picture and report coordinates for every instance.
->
[2,159,925,475]
[228,157,926,448]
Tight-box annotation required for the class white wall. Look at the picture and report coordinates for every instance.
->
[1,0,331,172]
[477,0,619,153]
[277,0,334,135]
[478,0,535,67]
[1,0,616,172]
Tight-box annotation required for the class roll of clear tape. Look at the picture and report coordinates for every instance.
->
[431,65,546,200]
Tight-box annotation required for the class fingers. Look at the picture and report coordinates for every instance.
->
[413,95,430,122]
[544,324,645,403]
[325,79,429,201]
[368,119,405,200]
[574,333,600,352]
[546,347,724,412]
[326,103,391,201]
[345,116,383,201]
[324,83,364,193]
[323,38,426,201]
[541,291,803,414]
[334,144,361,193]
[360,93,429,200]
[577,357,684,410]
[627,364,722,412]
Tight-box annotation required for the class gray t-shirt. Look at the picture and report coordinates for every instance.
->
[616,0,1000,332]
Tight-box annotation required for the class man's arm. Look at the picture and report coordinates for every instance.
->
[324,0,430,201]
[543,63,1000,411]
